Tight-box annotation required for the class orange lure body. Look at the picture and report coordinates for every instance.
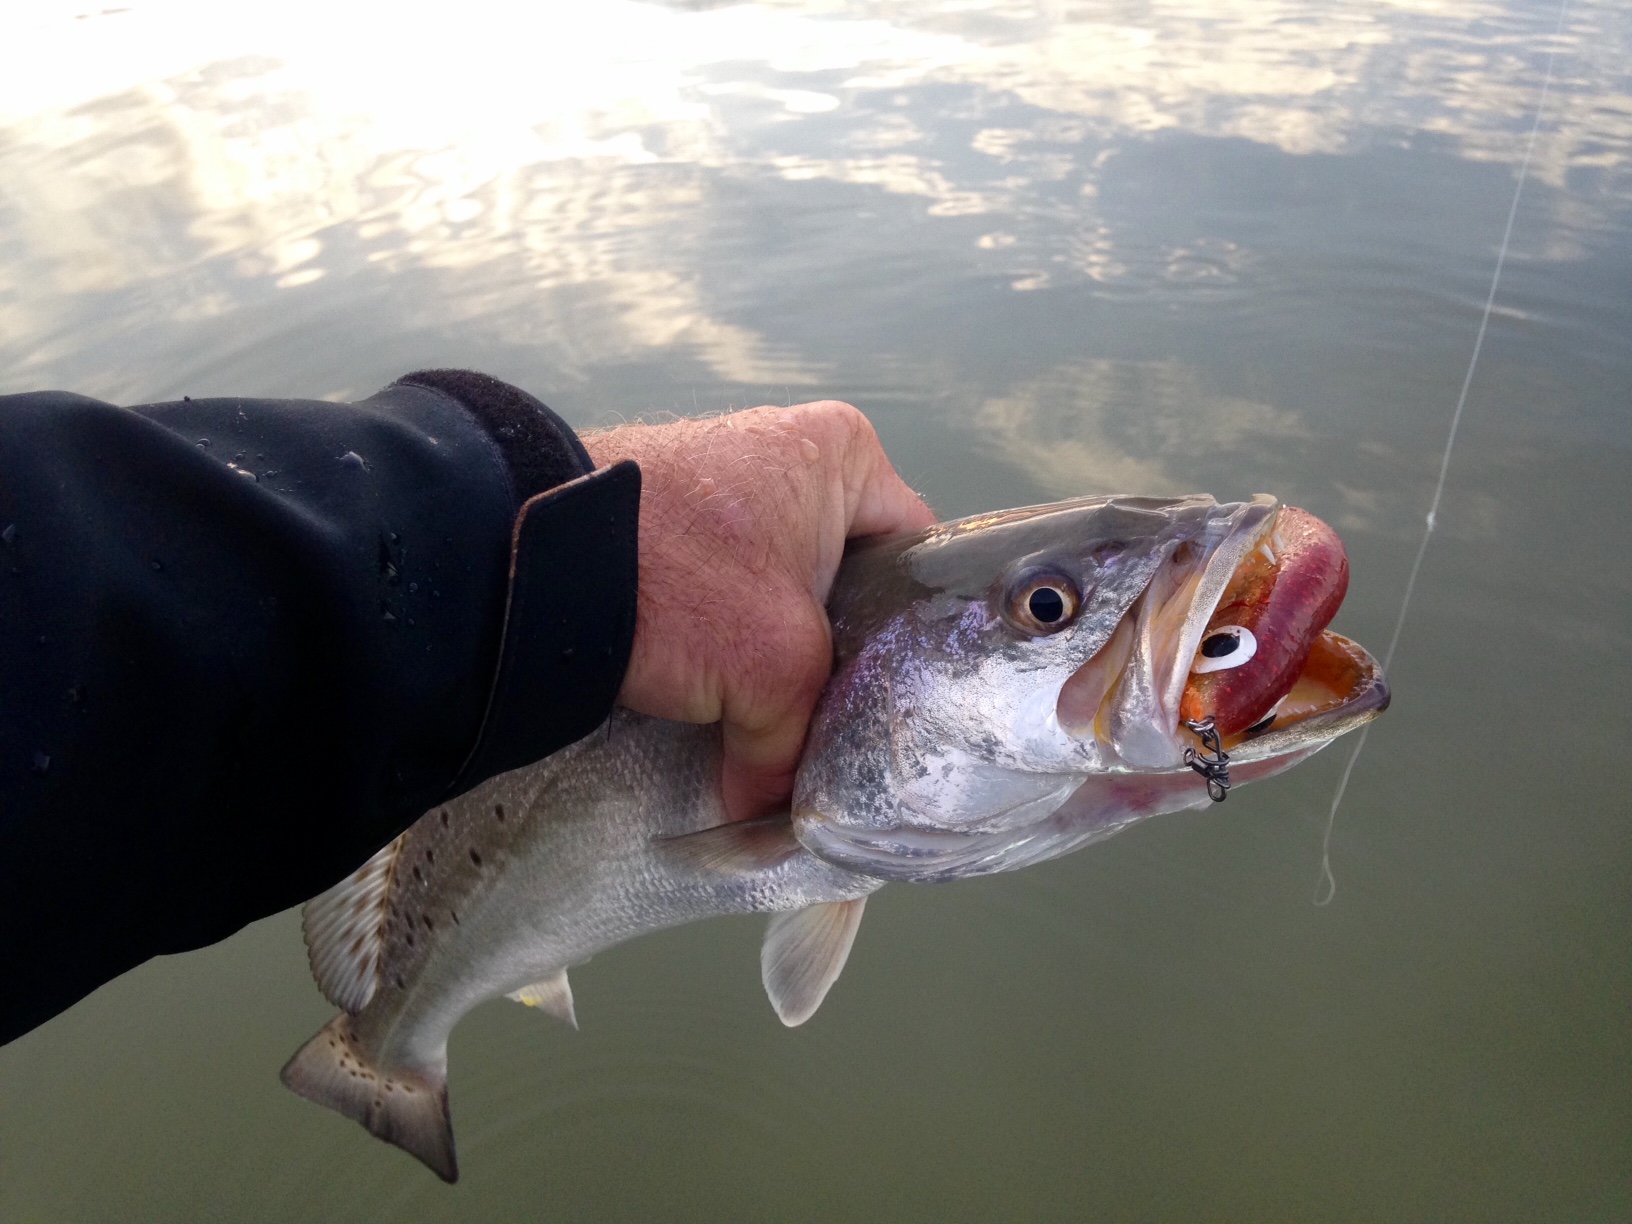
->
[1179,507,1349,740]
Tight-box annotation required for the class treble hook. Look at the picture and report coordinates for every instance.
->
[1182,715,1231,803]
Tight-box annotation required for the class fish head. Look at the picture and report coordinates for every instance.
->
[793,494,1388,882]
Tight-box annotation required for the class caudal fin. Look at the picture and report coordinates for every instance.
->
[280,1014,458,1182]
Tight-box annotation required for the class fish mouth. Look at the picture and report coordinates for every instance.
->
[1057,500,1386,768]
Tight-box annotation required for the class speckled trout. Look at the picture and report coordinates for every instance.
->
[282,494,1388,1180]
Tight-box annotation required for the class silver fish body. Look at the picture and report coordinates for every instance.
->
[282,493,1388,1180]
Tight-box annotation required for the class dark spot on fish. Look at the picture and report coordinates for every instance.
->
[424,848,434,863]
[449,910,459,925]
[439,809,449,827]
[395,975,406,989]
[413,865,423,883]
[405,931,414,947]
[494,804,505,821]
[469,848,483,867]
[422,913,433,931]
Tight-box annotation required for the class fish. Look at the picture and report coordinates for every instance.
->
[281,493,1388,1181]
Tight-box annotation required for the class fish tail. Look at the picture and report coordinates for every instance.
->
[279,1013,457,1183]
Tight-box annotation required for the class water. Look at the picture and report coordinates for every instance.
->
[2,1,1629,1218]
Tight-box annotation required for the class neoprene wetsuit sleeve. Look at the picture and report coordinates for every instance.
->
[0,370,639,1044]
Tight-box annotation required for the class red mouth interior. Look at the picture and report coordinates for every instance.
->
[1178,506,1349,739]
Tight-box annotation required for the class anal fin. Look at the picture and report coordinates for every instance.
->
[761,897,867,1027]
[507,969,577,1029]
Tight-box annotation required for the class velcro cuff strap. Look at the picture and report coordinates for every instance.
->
[452,459,640,789]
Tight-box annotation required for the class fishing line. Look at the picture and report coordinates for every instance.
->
[1313,0,1572,906]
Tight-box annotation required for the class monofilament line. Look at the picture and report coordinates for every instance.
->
[1312,0,1571,906]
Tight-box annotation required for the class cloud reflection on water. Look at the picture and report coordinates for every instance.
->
[0,0,1626,449]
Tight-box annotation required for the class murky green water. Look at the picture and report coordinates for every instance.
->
[3,1,1629,1219]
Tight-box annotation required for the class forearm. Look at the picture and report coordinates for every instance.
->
[0,372,637,1043]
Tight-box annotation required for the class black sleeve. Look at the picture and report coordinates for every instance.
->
[0,370,639,1044]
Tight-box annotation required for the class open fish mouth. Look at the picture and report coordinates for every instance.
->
[1058,500,1387,768]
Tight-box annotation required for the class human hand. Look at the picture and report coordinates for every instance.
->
[581,401,935,823]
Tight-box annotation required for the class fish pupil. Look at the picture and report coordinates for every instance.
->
[1029,587,1065,623]
[1201,631,1240,658]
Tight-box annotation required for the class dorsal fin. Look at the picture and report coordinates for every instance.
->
[301,834,405,1013]
[760,897,867,1027]
[507,969,577,1029]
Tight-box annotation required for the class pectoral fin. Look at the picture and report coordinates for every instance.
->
[761,898,867,1027]
[660,813,802,874]
[507,970,577,1029]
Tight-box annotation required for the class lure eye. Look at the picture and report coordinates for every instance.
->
[1191,625,1258,673]
[1006,572,1081,635]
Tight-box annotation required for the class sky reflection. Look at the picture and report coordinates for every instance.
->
[2,0,1626,390]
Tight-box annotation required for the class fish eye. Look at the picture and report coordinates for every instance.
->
[1006,571,1081,635]
[1191,625,1258,673]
